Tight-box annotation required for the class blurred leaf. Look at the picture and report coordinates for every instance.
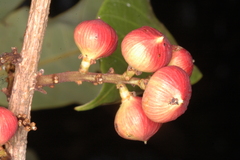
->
[0,0,105,110]
[190,65,203,85]
[0,0,26,92]
[75,0,178,111]
[0,7,29,107]
[0,0,24,20]
[0,7,28,52]
[26,148,40,160]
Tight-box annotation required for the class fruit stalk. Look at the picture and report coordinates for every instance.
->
[114,84,161,143]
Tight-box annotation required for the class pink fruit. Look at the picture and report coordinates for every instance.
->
[168,45,194,76]
[0,107,18,145]
[74,18,118,73]
[74,18,118,60]
[114,96,161,143]
[142,66,192,123]
[121,26,172,72]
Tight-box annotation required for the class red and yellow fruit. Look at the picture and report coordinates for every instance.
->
[114,96,161,143]
[121,26,172,73]
[74,18,118,73]
[142,66,192,123]
[168,45,194,76]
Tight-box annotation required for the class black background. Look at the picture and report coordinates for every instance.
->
[25,0,239,159]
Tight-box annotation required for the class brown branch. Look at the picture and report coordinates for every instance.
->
[5,0,51,160]
[35,70,148,91]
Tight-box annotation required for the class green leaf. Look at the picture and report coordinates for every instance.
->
[0,7,29,107]
[0,0,24,20]
[190,65,203,85]
[0,0,105,110]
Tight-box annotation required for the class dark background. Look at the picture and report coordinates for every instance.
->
[25,0,239,159]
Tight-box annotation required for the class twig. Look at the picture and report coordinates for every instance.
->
[5,0,51,159]
[35,70,149,91]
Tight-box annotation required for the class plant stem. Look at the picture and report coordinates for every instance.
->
[6,0,51,159]
[36,71,148,91]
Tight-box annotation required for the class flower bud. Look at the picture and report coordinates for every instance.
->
[168,45,194,76]
[0,107,18,145]
[121,26,172,72]
[74,18,118,73]
[142,66,192,123]
[114,96,161,143]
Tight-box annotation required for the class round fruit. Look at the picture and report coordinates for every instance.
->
[121,26,172,72]
[168,45,194,76]
[0,107,18,145]
[74,18,118,60]
[74,18,118,73]
[114,96,161,143]
[142,66,192,123]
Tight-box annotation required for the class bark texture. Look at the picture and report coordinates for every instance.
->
[6,0,51,159]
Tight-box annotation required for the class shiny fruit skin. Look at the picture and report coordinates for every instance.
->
[114,96,161,143]
[142,66,192,123]
[74,19,118,60]
[168,45,194,76]
[121,26,172,72]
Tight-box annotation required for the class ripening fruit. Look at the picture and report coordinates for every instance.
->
[142,66,192,123]
[114,96,161,143]
[168,45,194,76]
[0,107,18,145]
[74,18,118,73]
[121,26,172,72]
[74,18,118,59]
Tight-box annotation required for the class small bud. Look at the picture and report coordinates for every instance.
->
[168,45,194,76]
[121,26,172,72]
[74,18,118,73]
[114,96,161,143]
[0,107,18,145]
[142,66,192,123]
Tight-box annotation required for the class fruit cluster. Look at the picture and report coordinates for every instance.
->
[74,18,193,143]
